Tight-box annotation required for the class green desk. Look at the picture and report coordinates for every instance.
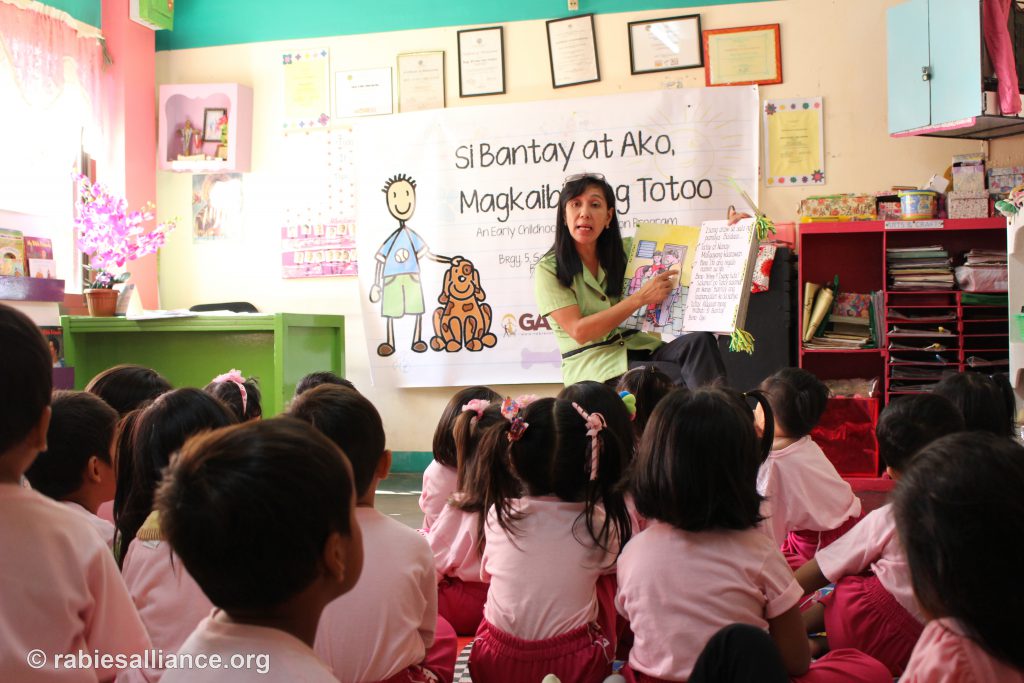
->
[61,313,345,416]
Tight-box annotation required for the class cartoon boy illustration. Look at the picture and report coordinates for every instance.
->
[370,174,437,357]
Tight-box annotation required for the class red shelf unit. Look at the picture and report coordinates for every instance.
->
[798,217,1009,475]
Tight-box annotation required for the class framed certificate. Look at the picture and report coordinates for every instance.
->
[397,51,446,112]
[458,26,505,97]
[335,67,393,118]
[703,24,782,87]
[546,14,600,88]
[628,14,703,74]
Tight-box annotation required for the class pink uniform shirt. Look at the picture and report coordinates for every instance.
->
[164,612,336,683]
[757,436,861,545]
[0,484,151,682]
[616,521,803,681]
[816,503,922,621]
[902,618,1024,682]
[315,506,436,682]
[419,461,457,531]
[481,497,617,641]
[427,499,484,583]
[62,501,116,549]
[119,538,213,682]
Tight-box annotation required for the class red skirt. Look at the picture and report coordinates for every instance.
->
[821,572,923,675]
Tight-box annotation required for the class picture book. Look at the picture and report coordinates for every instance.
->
[23,236,53,260]
[0,228,26,277]
[28,258,57,279]
[39,326,64,367]
[621,219,760,340]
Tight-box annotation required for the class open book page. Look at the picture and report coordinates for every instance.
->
[682,218,759,336]
[620,223,701,336]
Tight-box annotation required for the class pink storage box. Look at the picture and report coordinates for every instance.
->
[952,163,986,193]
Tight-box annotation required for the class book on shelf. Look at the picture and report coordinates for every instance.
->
[621,219,760,340]
[28,258,57,279]
[0,228,26,277]
[802,286,879,349]
[39,326,64,367]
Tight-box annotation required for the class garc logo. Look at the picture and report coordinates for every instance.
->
[517,314,551,332]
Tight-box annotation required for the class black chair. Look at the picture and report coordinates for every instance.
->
[188,302,259,313]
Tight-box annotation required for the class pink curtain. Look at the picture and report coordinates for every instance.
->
[983,0,1022,115]
[0,0,102,108]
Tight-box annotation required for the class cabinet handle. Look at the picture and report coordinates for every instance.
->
[921,66,931,81]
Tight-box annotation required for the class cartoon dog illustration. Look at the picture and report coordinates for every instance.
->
[430,256,497,352]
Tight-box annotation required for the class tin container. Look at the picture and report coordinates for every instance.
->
[897,190,938,220]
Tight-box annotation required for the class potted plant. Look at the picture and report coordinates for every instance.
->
[74,175,175,317]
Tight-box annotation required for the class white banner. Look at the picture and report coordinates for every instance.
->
[353,87,759,387]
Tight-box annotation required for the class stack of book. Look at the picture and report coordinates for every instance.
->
[802,287,881,350]
[954,248,1007,292]
[887,245,953,290]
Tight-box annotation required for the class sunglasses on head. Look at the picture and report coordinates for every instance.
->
[563,172,606,186]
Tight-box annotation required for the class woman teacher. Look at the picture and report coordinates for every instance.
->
[534,173,727,387]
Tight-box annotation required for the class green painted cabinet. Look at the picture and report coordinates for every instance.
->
[130,0,173,31]
[61,313,344,416]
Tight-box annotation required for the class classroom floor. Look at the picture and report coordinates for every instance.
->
[377,472,424,529]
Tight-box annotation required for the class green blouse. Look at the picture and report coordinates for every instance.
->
[534,238,662,385]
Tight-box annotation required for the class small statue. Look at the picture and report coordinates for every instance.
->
[180,119,194,157]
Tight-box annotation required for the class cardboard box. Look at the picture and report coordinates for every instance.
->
[876,193,902,220]
[988,166,1024,194]
[947,191,989,219]
[797,194,876,222]
[952,162,986,193]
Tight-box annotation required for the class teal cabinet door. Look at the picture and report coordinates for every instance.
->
[929,0,982,125]
[888,0,931,133]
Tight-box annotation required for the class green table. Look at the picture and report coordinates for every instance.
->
[61,313,345,416]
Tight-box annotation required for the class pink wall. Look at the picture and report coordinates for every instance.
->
[101,0,159,308]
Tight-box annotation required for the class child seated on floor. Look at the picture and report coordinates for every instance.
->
[420,386,499,532]
[204,368,262,421]
[932,371,1016,438]
[290,385,457,683]
[0,304,150,682]
[427,397,517,636]
[615,365,674,442]
[117,389,236,682]
[616,386,889,683]
[756,368,861,568]
[468,397,633,683]
[157,418,363,682]
[895,432,1024,682]
[84,363,171,416]
[25,390,119,547]
[795,393,965,675]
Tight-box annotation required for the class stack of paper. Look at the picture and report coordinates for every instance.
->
[887,245,953,290]
[955,248,1007,292]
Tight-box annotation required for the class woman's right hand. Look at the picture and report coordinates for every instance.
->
[635,270,678,306]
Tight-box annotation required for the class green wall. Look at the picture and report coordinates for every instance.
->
[39,0,101,27]
[157,0,768,51]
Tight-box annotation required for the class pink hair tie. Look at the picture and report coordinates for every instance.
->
[212,368,248,414]
[461,399,491,424]
[571,402,606,481]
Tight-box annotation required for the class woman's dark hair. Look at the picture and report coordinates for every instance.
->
[295,371,355,397]
[432,386,501,468]
[450,401,519,554]
[204,375,262,421]
[25,391,118,500]
[759,367,830,438]
[616,366,674,438]
[157,417,356,613]
[113,388,236,565]
[85,364,172,416]
[475,397,632,557]
[933,372,1015,438]
[551,175,627,297]
[632,387,774,531]
[0,304,51,456]
[894,432,1024,670]
[876,394,964,473]
[558,381,636,459]
[112,406,145,559]
[288,384,385,498]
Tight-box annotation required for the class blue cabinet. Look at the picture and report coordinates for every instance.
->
[888,0,1024,139]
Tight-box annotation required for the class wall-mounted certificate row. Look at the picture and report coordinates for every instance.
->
[321,15,782,121]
